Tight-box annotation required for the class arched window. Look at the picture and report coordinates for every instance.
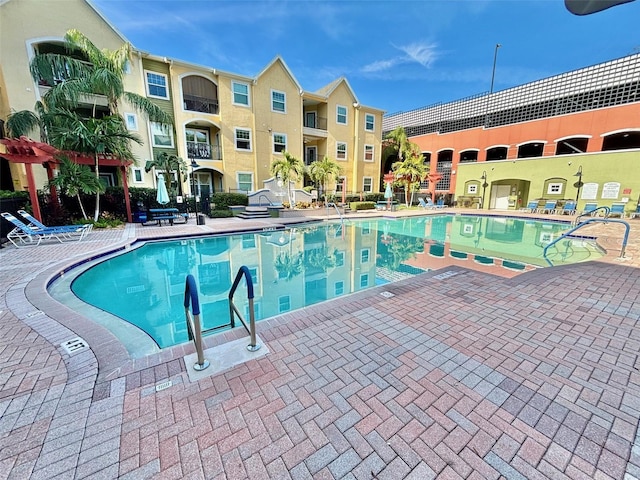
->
[555,137,589,155]
[182,76,219,114]
[602,131,640,151]
[517,142,544,158]
[459,150,478,163]
[486,146,507,161]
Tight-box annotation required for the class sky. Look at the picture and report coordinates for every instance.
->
[92,0,640,115]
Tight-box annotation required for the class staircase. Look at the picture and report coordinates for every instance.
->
[237,206,271,219]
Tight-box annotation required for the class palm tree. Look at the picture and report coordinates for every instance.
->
[145,152,187,196]
[30,29,171,124]
[47,155,104,220]
[274,252,303,281]
[383,126,412,164]
[392,143,428,207]
[308,155,342,204]
[49,112,142,221]
[270,151,305,208]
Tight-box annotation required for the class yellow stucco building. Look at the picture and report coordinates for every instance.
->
[0,0,384,201]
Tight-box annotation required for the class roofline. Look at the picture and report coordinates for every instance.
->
[137,51,254,81]
[85,0,130,45]
[256,55,303,91]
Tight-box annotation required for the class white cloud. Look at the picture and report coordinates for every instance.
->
[396,42,439,68]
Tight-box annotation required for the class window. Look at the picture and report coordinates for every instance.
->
[232,81,250,106]
[361,249,370,264]
[363,177,373,193]
[364,144,374,162]
[273,133,287,153]
[242,234,256,249]
[245,302,261,321]
[360,274,369,288]
[362,223,371,235]
[334,281,344,296]
[271,90,286,113]
[278,295,291,313]
[145,71,168,99]
[335,251,345,267]
[336,105,347,124]
[124,60,132,74]
[365,113,375,131]
[547,183,563,195]
[237,172,253,192]
[467,184,478,194]
[150,122,174,148]
[336,176,346,192]
[235,128,252,150]
[248,267,259,286]
[124,113,138,131]
[336,142,347,160]
[132,167,144,183]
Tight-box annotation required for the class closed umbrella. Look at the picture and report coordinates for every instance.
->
[384,182,393,209]
[156,173,170,205]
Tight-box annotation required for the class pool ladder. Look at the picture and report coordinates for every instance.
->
[183,266,260,371]
[543,217,630,266]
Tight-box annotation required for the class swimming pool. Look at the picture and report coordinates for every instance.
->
[62,215,603,350]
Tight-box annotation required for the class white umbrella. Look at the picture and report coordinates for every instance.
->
[156,173,170,205]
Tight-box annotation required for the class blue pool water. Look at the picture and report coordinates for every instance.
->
[68,215,602,348]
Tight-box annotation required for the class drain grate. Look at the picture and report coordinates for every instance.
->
[155,380,172,392]
[380,291,395,298]
[60,337,88,355]
[25,310,44,318]
[433,271,460,280]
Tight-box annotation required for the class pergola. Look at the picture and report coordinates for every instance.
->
[0,136,133,222]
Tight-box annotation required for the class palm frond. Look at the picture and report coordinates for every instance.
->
[123,92,173,123]
[6,110,41,138]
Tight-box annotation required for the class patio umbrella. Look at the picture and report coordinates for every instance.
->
[156,173,170,205]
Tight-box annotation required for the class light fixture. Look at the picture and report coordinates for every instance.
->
[573,165,583,202]
[480,171,488,210]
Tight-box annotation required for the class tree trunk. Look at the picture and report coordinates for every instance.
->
[93,154,101,222]
[76,194,88,220]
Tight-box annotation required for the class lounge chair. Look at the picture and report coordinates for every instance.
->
[1,212,89,247]
[558,201,577,215]
[537,200,557,214]
[608,203,626,218]
[17,210,92,239]
[630,205,640,219]
[581,202,598,215]
[418,197,434,209]
[520,200,539,213]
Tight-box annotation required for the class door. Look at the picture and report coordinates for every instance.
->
[305,111,316,128]
[493,185,511,210]
[305,146,317,165]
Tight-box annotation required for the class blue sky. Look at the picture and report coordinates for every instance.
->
[93,0,640,115]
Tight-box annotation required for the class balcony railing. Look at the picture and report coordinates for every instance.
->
[303,116,327,130]
[187,142,222,160]
[183,94,219,115]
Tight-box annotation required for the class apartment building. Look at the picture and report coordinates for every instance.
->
[0,0,383,206]
[383,53,640,215]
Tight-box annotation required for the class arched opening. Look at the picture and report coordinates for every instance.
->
[486,146,507,161]
[517,142,544,158]
[436,150,453,193]
[459,150,478,163]
[602,131,640,151]
[182,76,219,114]
[555,137,589,155]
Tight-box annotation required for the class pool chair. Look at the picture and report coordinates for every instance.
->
[418,197,435,209]
[608,203,626,218]
[2,212,68,247]
[630,205,640,219]
[537,200,558,214]
[17,209,92,239]
[520,200,539,213]
[581,202,598,216]
[558,201,577,215]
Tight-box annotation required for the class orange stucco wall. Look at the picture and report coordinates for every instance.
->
[409,103,640,194]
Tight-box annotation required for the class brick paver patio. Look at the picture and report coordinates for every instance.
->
[0,211,638,479]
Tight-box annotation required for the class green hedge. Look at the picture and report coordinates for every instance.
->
[209,210,234,218]
[210,192,248,209]
[350,201,376,211]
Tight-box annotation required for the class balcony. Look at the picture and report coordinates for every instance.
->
[303,116,328,139]
[183,94,219,115]
[187,142,222,160]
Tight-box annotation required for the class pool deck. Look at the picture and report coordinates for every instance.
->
[1,208,639,479]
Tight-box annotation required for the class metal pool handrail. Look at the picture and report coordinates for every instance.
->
[543,217,630,266]
[573,206,610,226]
[229,266,261,352]
[184,274,210,371]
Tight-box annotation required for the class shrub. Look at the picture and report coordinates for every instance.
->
[295,201,311,209]
[209,210,234,218]
[211,192,248,209]
[350,201,376,211]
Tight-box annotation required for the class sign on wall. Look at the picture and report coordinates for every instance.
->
[601,182,621,199]
[581,183,598,200]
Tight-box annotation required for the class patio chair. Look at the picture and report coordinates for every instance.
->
[1,212,67,247]
[17,210,92,239]
[608,203,626,218]
[581,202,598,215]
[418,197,435,209]
[558,201,577,215]
[537,200,558,214]
[520,200,539,213]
